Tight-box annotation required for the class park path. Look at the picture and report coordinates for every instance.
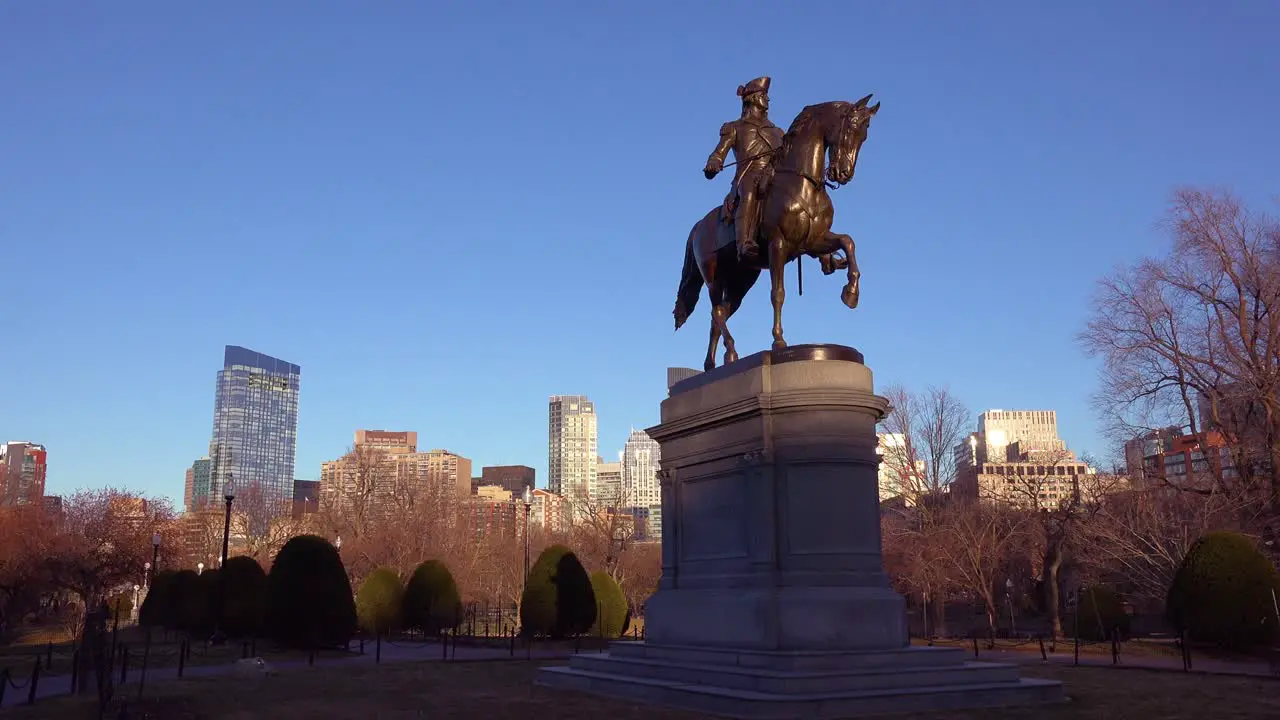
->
[0,642,570,709]
[949,643,1278,678]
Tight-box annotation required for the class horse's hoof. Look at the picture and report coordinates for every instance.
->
[724,351,739,364]
[772,339,787,351]
[841,284,860,309]
[704,361,716,372]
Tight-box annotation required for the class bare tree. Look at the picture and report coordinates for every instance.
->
[1079,487,1245,612]
[1082,188,1280,513]
[319,445,394,540]
[880,385,971,501]
[566,484,638,583]
[45,489,174,608]
[936,500,1029,635]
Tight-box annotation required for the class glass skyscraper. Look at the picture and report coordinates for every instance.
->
[208,346,300,511]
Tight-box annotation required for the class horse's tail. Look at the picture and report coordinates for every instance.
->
[674,221,705,331]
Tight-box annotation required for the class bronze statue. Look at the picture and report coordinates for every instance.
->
[674,86,880,371]
[703,76,785,262]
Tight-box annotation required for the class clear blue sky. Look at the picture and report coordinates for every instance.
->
[3,2,1277,501]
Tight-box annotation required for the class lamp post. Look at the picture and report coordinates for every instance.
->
[522,485,533,584]
[335,535,343,551]
[197,562,204,576]
[1005,578,1017,637]
[143,562,151,589]
[212,491,235,645]
[150,532,161,583]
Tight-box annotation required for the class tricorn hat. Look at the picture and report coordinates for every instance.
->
[736,76,771,98]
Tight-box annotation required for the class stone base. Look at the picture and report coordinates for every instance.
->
[536,642,1064,719]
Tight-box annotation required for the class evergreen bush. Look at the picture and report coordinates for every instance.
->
[589,571,627,639]
[357,567,405,636]
[265,535,356,648]
[1167,531,1280,649]
[519,544,596,638]
[402,560,461,636]
[169,569,203,634]
[138,570,177,629]
[219,555,267,638]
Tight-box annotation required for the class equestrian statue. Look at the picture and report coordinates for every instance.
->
[673,76,880,371]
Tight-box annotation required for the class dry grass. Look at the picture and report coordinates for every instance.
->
[6,658,1280,720]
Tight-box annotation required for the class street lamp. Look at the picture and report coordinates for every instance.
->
[335,535,343,551]
[197,562,204,576]
[522,485,533,585]
[150,532,161,585]
[1005,578,1017,637]
[143,562,151,588]
[212,490,235,645]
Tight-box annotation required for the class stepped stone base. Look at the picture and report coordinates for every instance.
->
[536,642,1063,718]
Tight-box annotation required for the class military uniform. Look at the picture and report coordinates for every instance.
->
[703,76,784,260]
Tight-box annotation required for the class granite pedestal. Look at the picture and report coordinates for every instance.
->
[537,345,1062,718]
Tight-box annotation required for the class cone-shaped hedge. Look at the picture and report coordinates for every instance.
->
[1167,531,1280,649]
[589,571,627,639]
[220,556,267,638]
[169,569,203,634]
[520,544,596,638]
[402,560,461,636]
[265,535,356,648]
[357,567,404,636]
[138,570,177,629]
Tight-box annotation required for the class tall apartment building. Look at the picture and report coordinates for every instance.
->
[951,454,1098,508]
[321,431,471,513]
[207,346,300,511]
[595,459,622,505]
[0,441,47,506]
[548,395,597,502]
[622,429,661,510]
[184,457,212,512]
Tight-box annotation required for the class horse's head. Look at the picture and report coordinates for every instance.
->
[826,95,880,186]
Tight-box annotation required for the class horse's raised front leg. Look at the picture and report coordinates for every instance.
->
[825,231,861,309]
[769,236,787,350]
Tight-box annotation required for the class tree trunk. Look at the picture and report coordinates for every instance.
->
[982,593,998,636]
[931,595,947,638]
[1042,545,1064,638]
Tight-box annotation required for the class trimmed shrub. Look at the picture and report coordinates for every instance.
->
[589,571,627,639]
[106,592,134,623]
[187,568,219,637]
[138,570,177,629]
[1068,586,1130,641]
[357,567,404,636]
[402,560,461,636]
[219,556,267,638]
[1167,531,1280,649]
[520,545,597,638]
[265,535,356,649]
[169,569,203,634]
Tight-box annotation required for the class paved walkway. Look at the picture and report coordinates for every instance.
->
[0,641,570,709]
[935,642,1279,678]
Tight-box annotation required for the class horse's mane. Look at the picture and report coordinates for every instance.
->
[772,101,852,168]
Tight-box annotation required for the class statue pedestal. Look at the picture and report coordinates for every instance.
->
[536,346,1062,717]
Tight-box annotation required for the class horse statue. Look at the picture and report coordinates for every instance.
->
[672,95,880,371]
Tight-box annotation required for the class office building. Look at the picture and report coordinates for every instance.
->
[292,479,320,519]
[0,441,47,506]
[667,367,701,390]
[596,459,622,505]
[975,409,1067,461]
[183,457,212,512]
[548,395,598,503]
[207,346,301,512]
[355,429,418,453]
[321,431,471,513]
[622,430,661,509]
[477,465,535,495]
[876,433,925,502]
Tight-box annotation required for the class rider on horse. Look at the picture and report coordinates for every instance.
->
[702,76,785,262]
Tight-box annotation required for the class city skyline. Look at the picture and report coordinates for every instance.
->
[4,4,1276,501]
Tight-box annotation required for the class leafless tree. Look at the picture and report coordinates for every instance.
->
[936,500,1030,635]
[1082,188,1280,514]
[565,484,639,583]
